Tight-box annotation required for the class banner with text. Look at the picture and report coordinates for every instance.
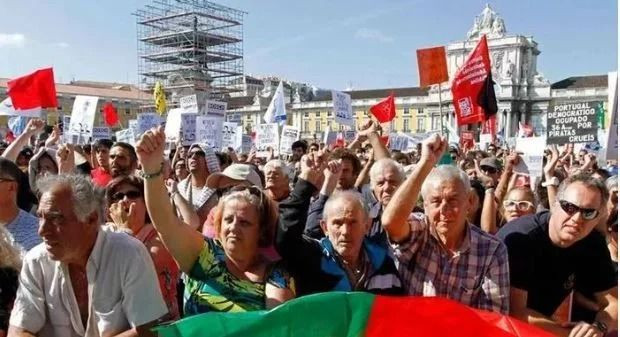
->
[221,122,238,150]
[547,100,602,144]
[515,136,546,179]
[280,125,300,155]
[196,115,224,149]
[256,123,279,157]
[69,95,99,138]
[180,113,197,146]
[206,100,227,116]
[332,90,354,127]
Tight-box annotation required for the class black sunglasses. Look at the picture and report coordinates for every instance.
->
[111,190,142,203]
[481,166,498,174]
[558,200,599,220]
[189,150,206,158]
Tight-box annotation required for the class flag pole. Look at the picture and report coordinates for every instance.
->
[438,83,445,138]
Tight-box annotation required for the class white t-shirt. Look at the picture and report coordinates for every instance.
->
[10,229,168,337]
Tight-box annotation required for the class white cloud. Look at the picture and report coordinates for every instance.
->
[0,33,26,47]
[54,42,70,48]
[355,28,394,43]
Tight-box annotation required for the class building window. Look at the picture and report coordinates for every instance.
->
[417,118,425,132]
[328,110,332,117]
[431,115,440,130]
[315,120,321,132]
[403,107,410,115]
[304,111,309,118]
[403,119,410,132]
[57,106,62,111]
[125,108,131,115]
[418,108,424,115]
[315,111,320,117]
[303,120,309,131]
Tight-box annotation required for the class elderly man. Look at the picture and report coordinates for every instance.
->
[498,174,617,337]
[9,174,167,337]
[177,143,221,223]
[276,156,402,296]
[381,134,510,313]
[0,158,40,252]
[109,142,138,178]
[263,159,291,202]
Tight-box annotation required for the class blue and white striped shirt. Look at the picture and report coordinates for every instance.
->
[6,209,41,252]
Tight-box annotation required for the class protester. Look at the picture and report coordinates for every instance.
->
[498,174,617,336]
[177,143,221,223]
[0,158,40,252]
[276,155,403,296]
[90,139,114,187]
[381,134,510,314]
[137,127,294,315]
[9,174,167,336]
[105,175,180,320]
[501,187,536,223]
[0,226,21,336]
[263,159,291,202]
[173,158,189,181]
[109,142,138,178]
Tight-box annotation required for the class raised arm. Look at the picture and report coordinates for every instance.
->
[304,160,342,239]
[382,134,446,242]
[1,119,44,162]
[543,145,561,206]
[136,126,204,274]
[358,120,390,160]
[494,151,519,204]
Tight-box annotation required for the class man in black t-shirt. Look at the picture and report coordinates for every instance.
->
[498,174,617,337]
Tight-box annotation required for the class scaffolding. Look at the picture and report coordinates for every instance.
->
[135,0,244,106]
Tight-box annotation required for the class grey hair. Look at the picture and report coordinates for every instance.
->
[322,190,369,221]
[606,175,618,192]
[369,158,405,188]
[420,165,471,199]
[37,174,102,224]
[264,159,291,179]
[557,173,609,206]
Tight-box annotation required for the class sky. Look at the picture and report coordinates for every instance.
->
[0,0,616,90]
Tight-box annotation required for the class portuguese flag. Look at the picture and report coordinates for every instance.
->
[154,292,553,337]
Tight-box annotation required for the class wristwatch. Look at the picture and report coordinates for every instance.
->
[592,320,608,335]
[542,176,560,187]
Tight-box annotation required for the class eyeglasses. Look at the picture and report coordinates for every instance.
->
[481,166,498,174]
[558,200,599,220]
[110,190,142,203]
[503,200,534,211]
[189,150,205,158]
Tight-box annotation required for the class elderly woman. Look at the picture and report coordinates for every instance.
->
[263,160,291,202]
[136,127,295,315]
[105,175,180,320]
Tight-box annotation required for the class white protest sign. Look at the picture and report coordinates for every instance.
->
[180,95,198,113]
[206,100,227,116]
[128,119,138,136]
[0,97,42,118]
[280,125,300,155]
[196,115,224,149]
[233,125,244,152]
[221,122,238,150]
[256,123,279,157]
[91,127,111,141]
[389,133,409,151]
[137,113,160,136]
[479,133,493,150]
[323,125,338,147]
[241,134,253,154]
[115,128,136,146]
[69,95,99,138]
[332,90,354,127]
[514,136,546,179]
[227,112,241,124]
[180,113,197,146]
[164,108,183,142]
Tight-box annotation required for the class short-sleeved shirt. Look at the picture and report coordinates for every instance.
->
[391,213,510,314]
[9,229,168,337]
[5,209,41,252]
[497,211,617,317]
[90,167,113,188]
[183,238,294,316]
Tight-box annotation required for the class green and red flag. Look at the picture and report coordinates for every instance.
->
[154,292,553,337]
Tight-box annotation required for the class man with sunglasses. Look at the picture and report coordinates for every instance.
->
[0,158,40,252]
[498,174,617,337]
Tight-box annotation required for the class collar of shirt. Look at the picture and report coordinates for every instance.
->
[427,219,472,257]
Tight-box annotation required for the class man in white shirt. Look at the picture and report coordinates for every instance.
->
[9,174,167,337]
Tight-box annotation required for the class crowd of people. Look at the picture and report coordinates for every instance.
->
[0,117,616,337]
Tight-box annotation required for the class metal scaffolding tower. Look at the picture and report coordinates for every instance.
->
[135,0,244,106]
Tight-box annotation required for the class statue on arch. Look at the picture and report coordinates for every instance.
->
[492,17,506,37]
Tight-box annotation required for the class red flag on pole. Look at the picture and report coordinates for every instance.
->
[103,102,119,127]
[416,46,449,87]
[451,35,497,126]
[369,93,396,123]
[7,68,58,110]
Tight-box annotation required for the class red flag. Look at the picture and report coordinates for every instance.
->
[416,46,449,87]
[7,68,58,109]
[370,93,396,123]
[482,114,498,139]
[451,35,497,126]
[460,131,475,150]
[103,102,119,127]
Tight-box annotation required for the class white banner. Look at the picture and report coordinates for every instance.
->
[196,115,224,149]
[280,125,300,155]
[92,127,111,141]
[263,81,287,125]
[164,108,183,143]
[233,125,244,152]
[69,95,99,138]
[221,122,238,150]
[323,126,338,147]
[137,113,160,136]
[180,94,198,113]
[227,112,241,124]
[332,90,354,127]
[479,133,493,150]
[256,123,280,157]
[515,136,546,179]
[241,134,253,154]
[389,133,409,151]
[0,97,42,117]
[206,100,227,116]
[115,128,136,146]
[180,113,197,146]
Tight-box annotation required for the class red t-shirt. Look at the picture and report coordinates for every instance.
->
[91,167,113,187]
